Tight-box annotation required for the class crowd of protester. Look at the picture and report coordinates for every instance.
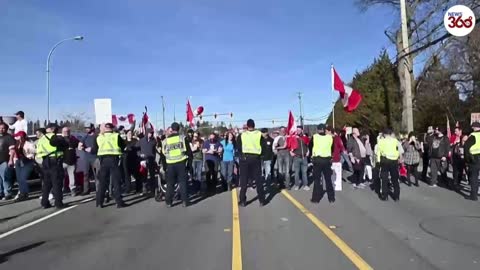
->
[1,109,480,205]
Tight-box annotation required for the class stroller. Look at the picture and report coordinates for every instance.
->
[153,158,181,202]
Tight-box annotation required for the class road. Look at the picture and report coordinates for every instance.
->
[1,176,479,270]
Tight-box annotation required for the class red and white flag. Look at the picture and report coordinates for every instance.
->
[286,110,298,150]
[332,66,362,112]
[112,114,135,130]
[141,106,154,134]
[186,100,195,128]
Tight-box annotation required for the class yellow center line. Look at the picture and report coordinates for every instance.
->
[231,188,242,270]
[281,190,373,270]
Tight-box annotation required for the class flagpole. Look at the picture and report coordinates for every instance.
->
[331,64,335,129]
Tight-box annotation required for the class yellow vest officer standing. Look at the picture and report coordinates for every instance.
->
[37,123,68,209]
[237,119,266,207]
[464,121,480,201]
[93,123,126,208]
[378,128,401,201]
[310,124,335,203]
[161,122,191,208]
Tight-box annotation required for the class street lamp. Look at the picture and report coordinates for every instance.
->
[46,35,84,122]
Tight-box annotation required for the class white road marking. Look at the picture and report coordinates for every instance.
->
[80,197,95,203]
[0,205,77,240]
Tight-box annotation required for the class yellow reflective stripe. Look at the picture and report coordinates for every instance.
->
[37,134,62,158]
[164,135,187,163]
[470,133,480,155]
[242,131,261,154]
[312,134,333,157]
[381,137,399,160]
[97,133,122,156]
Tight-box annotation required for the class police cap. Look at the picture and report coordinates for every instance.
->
[246,119,255,128]
[171,122,180,132]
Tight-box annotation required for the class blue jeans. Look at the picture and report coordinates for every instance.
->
[221,161,234,183]
[0,162,13,196]
[262,160,272,181]
[293,157,308,187]
[192,160,203,181]
[15,159,34,194]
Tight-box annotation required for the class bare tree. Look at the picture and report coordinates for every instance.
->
[62,112,91,133]
[356,0,480,129]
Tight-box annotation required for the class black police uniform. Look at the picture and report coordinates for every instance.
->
[41,131,68,209]
[92,131,126,208]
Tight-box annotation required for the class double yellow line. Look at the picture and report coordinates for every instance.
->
[230,189,373,270]
[231,189,242,270]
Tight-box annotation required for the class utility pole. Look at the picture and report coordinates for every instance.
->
[400,0,414,132]
[297,92,304,127]
[161,96,166,130]
[173,104,176,122]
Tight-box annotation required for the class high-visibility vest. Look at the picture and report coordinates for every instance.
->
[162,135,188,164]
[36,133,63,158]
[241,130,262,155]
[97,132,122,156]
[312,134,333,157]
[470,132,480,155]
[379,137,399,161]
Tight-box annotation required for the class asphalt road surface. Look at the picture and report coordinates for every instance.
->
[1,176,479,270]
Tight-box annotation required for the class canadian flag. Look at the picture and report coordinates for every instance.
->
[286,111,298,150]
[112,114,135,130]
[141,106,155,134]
[332,66,362,112]
[186,100,195,128]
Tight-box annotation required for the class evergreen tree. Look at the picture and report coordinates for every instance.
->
[327,50,401,133]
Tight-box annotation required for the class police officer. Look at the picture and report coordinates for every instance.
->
[162,122,191,207]
[37,123,68,209]
[464,121,480,201]
[237,119,266,207]
[93,123,126,208]
[309,124,335,203]
[377,128,401,201]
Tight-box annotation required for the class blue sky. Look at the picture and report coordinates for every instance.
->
[0,0,396,128]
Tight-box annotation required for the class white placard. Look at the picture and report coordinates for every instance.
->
[471,113,480,124]
[94,98,112,125]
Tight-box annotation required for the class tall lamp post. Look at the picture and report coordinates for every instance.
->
[46,36,84,123]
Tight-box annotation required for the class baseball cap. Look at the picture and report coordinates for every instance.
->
[13,131,27,138]
[46,123,58,129]
[104,123,114,129]
[15,111,25,118]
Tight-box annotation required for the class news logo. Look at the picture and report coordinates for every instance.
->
[444,5,476,37]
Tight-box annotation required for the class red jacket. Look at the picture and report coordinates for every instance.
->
[332,135,345,162]
[287,135,310,150]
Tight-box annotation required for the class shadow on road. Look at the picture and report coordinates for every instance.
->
[0,241,45,264]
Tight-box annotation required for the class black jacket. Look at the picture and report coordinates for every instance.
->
[138,136,157,158]
[261,135,274,161]
[63,135,79,165]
